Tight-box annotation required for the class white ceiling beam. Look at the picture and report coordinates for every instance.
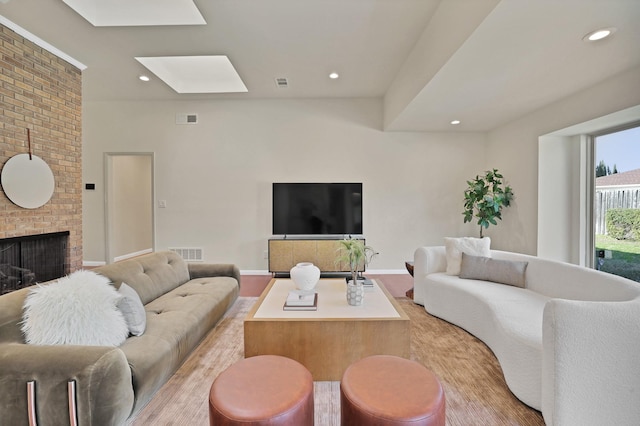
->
[383,0,499,130]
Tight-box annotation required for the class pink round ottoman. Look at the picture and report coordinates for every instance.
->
[340,355,445,426]
[209,355,314,426]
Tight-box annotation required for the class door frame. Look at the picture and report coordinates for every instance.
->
[104,152,156,264]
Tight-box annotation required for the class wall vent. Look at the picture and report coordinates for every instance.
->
[275,77,289,88]
[175,113,198,125]
[169,247,204,262]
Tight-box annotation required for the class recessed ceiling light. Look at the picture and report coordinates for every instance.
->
[329,72,339,79]
[139,75,150,82]
[583,27,616,42]
[451,120,461,125]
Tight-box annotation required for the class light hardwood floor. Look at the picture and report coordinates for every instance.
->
[129,296,545,425]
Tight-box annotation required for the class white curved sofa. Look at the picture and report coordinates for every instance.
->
[413,246,640,426]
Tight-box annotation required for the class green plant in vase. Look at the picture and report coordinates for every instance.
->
[336,238,377,306]
[336,238,377,285]
[463,168,514,238]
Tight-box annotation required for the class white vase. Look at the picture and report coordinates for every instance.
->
[290,262,320,291]
[346,280,364,306]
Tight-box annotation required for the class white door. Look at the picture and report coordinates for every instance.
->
[105,153,154,263]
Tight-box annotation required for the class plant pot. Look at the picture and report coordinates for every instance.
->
[346,280,364,306]
[290,262,320,291]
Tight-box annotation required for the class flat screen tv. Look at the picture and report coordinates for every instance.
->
[272,183,363,235]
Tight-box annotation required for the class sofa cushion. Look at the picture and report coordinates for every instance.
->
[444,237,491,275]
[95,252,190,305]
[460,253,528,288]
[423,271,548,409]
[117,282,147,336]
[120,275,239,415]
[22,270,128,346]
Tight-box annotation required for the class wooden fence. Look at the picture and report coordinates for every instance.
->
[594,186,640,235]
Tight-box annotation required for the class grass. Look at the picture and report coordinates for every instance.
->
[595,234,640,282]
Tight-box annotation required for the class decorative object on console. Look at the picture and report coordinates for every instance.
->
[444,236,491,275]
[290,262,320,291]
[336,238,377,306]
[462,168,514,238]
[21,270,128,346]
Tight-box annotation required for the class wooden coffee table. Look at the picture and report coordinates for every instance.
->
[244,278,410,380]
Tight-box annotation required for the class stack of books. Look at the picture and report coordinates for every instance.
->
[283,290,318,311]
[345,277,374,287]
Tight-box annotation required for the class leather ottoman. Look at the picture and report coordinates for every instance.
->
[209,355,314,425]
[340,355,445,426]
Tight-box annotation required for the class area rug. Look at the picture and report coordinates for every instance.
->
[128,297,544,425]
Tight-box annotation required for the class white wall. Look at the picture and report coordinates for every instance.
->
[83,98,486,270]
[537,135,583,263]
[487,65,640,257]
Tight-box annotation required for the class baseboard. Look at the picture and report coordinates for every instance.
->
[84,249,154,267]
[240,269,407,275]
[240,270,273,275]
[83,261,106,267]
[365,269,408,275]
[113,248,153,263]
[78,267,407,275]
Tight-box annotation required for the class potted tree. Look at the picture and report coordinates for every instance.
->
[336,238,377,306]
[463,168,514,238]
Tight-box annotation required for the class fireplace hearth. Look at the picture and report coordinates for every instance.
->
[0,231,69,294]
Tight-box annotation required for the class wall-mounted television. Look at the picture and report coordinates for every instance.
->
[272,183,363,235]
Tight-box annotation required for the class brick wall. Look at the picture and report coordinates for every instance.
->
[0,25,82,272]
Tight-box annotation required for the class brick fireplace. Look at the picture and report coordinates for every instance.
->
[0,25,83,277]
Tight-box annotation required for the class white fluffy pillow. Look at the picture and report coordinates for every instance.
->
[22,270,129,346]
[445,237,491,275]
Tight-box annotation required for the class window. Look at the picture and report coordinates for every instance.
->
[593,125,640,282]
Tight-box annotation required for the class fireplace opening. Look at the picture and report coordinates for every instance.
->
[0,231,69,294]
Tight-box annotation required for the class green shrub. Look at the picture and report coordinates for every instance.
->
[606,209,640,241]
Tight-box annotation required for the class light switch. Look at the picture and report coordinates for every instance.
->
[158,200,167,208]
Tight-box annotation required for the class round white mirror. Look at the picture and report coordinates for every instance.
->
[1,153,55,209]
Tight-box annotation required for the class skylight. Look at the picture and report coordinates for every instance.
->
[62,0,206,27]
[135,56,248,94]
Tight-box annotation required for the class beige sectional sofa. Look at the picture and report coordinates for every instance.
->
[0,251,240,425]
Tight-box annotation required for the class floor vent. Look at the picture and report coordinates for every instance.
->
[275,77,289,88]
[169,247,204,262]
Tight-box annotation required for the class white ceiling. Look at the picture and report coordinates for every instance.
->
[1,0,639,132]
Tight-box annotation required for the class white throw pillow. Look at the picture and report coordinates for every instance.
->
[444,237,491,275]
[21,270,129,346]
[117,282,146,336]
